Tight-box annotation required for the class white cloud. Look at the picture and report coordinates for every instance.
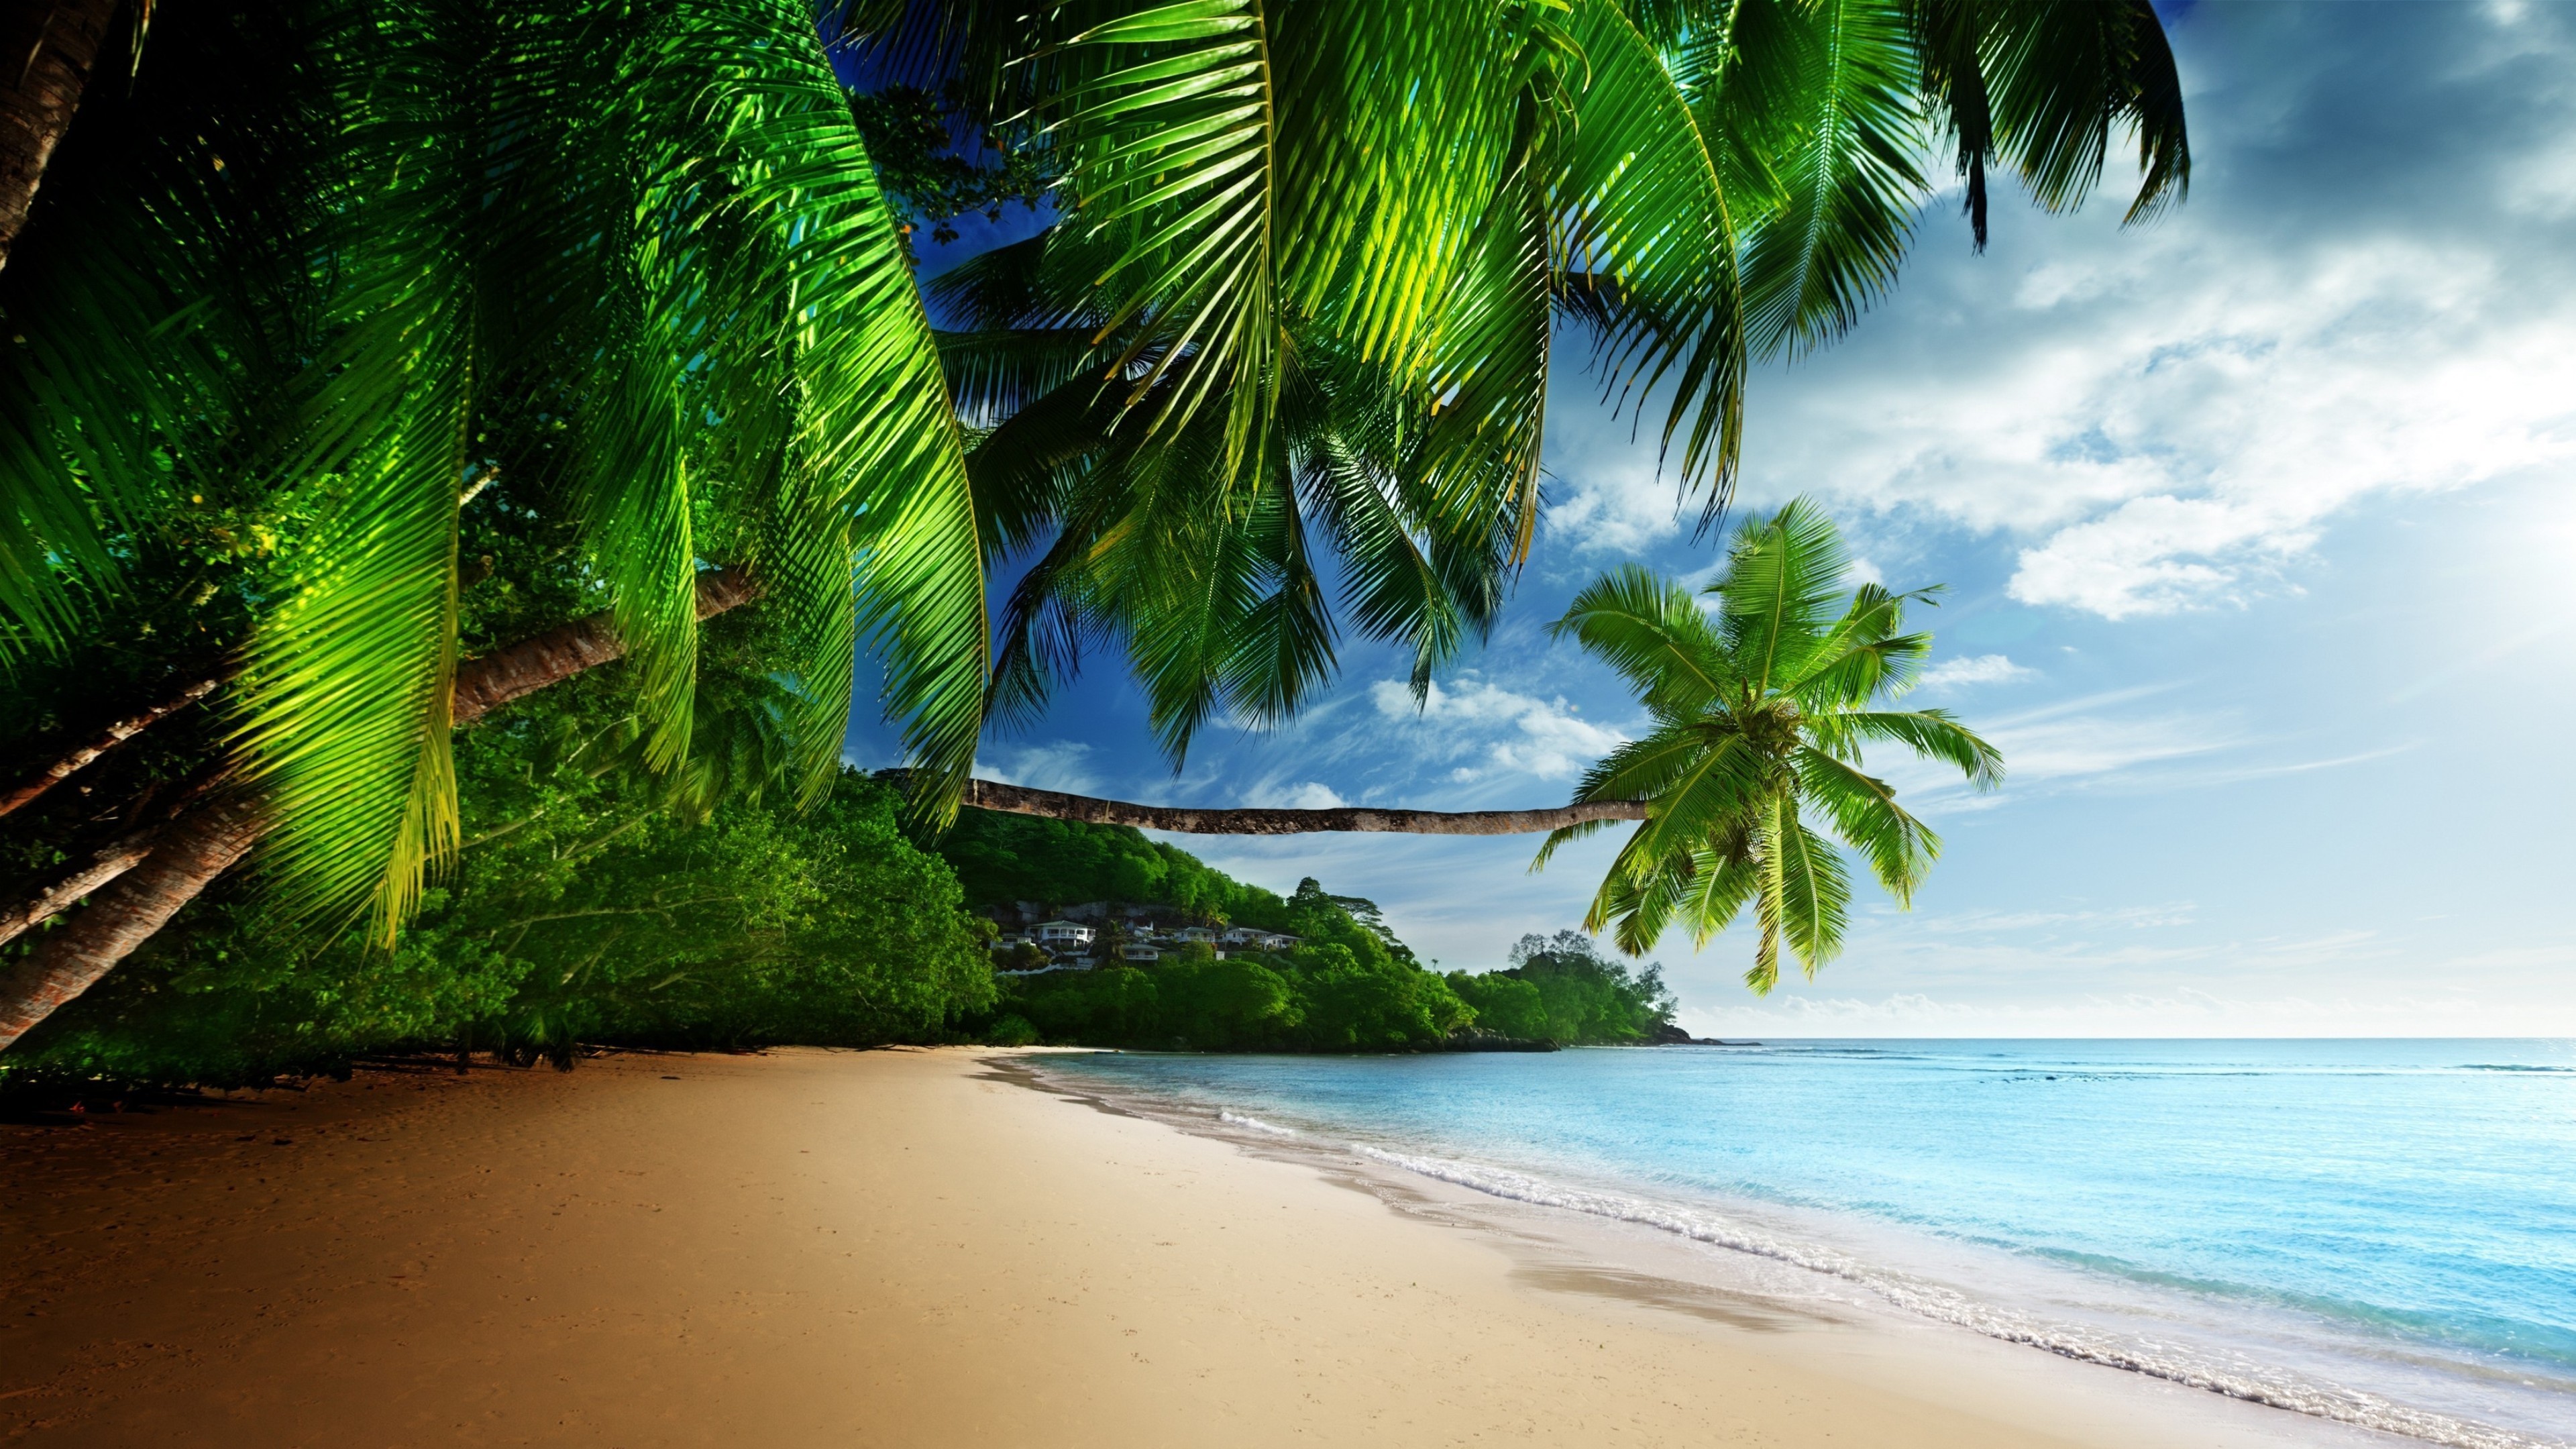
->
[1544,450,1690,555]
[973,741,1099,794]
[1916,653,2035,690]
[1245,780,1348,810]
[1870,686,2235,810]
[1540,5,2576,621]
[1368,676,1627,782]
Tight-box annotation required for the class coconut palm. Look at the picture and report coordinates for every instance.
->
[1536,499,2004,992]
[0,0,981,1048]
[869,0,2190,764]
[0,0,2184,1047]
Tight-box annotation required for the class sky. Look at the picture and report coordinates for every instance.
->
[851,1,2576,1037]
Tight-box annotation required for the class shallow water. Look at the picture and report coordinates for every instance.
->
[1040,1040,2576,1448]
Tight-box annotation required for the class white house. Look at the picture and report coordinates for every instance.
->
[1173,925,1217,944]
[1033,920,1095,947]
[1119,943,1161,963]
[1221,927,1299,951]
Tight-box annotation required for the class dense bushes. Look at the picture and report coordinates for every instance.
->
[1450,932,1677,1044]
[4,688,1682,1089]
[2,682,994,1089]
[994,875,1469,1051]
[932,810,1302,929]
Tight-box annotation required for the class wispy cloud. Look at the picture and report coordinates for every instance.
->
[973,741,1099,794]
[1368,676,1627,783]
[1917,653,2035,690]
[1244,779,1348,810]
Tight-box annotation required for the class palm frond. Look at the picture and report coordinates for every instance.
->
[1984,0,2190,224]
[1772,804,1850,977]
[1713,497,1851,692]
[1709,0,1927,359]
[1816,707,2004,788]
[1559,0,1747,501]
[657,0,991,814]
[1794,744,1937,903]
[1550,563,1737,718]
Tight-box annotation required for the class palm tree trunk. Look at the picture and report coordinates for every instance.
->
[956,779,1644,835]
[0,676,219,818]
[0,817,165,949]
[0,568,761,1053]
[0,0,123,273]
[0,790,262,1047]
[449,568,759,726]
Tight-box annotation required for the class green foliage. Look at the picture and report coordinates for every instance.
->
[0,0,987,947]
[1542,498,2004,992]
[1,686,994,1089]
[845,83,1055,251]
[1451,932,1677,1045]
[939,817,1682,1052]
[930,809,1298,928]
[993,873,1527,1053]
[890,0,2191,755]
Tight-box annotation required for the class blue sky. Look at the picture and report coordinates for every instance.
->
[853,2,2576,1036]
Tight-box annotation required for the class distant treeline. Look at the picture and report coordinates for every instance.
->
[990,922,1676,1053]
[3,688,1674,1092]
[934,808,1303,930]
[933,812,1676,1051]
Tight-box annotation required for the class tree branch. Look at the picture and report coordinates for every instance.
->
[451,568,761,727]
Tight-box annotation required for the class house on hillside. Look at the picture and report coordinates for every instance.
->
[1173,925,1217,945]
[1221,927,1300,952]
[1119,943,1161,963]
[1033,920,1095,948]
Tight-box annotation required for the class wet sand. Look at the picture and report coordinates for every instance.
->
[1,1047,2394,1447]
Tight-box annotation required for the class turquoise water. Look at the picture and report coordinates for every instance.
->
[1040,1040,2576,1447]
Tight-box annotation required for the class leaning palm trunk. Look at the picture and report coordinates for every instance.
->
[0,792,266,1047]
[0,676,219,818]
[0,569,761,1052]
[958,780,1642,837]
[0,0,123,272]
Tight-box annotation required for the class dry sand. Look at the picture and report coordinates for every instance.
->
[1,1047,2391,1448]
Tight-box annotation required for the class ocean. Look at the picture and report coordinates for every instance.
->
[1036,1040,2576,1448]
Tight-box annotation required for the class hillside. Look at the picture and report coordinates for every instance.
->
[929,812,1677,1053]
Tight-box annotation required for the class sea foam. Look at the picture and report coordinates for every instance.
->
[1351,1143,2565,1449]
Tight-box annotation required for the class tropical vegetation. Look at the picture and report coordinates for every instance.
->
[990,894,1676,1052]
[1,681,997,1089]
[0,0,2186,1054]
[1538,499,2003,991]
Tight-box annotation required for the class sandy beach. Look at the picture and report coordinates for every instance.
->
[1,1048,2392,1448]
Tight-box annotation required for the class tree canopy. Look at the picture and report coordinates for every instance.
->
[1540,498,2003,990]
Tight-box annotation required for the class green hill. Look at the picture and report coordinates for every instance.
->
[929,812,1677,1053]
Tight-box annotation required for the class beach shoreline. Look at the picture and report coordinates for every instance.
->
[2,1047,2403,1447]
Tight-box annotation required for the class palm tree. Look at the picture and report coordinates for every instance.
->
[872,0,2189,764]
[0,0,127,273]
[0,0,2186,1048]
[1536,499,2004,992]
[0,0,978,1047]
